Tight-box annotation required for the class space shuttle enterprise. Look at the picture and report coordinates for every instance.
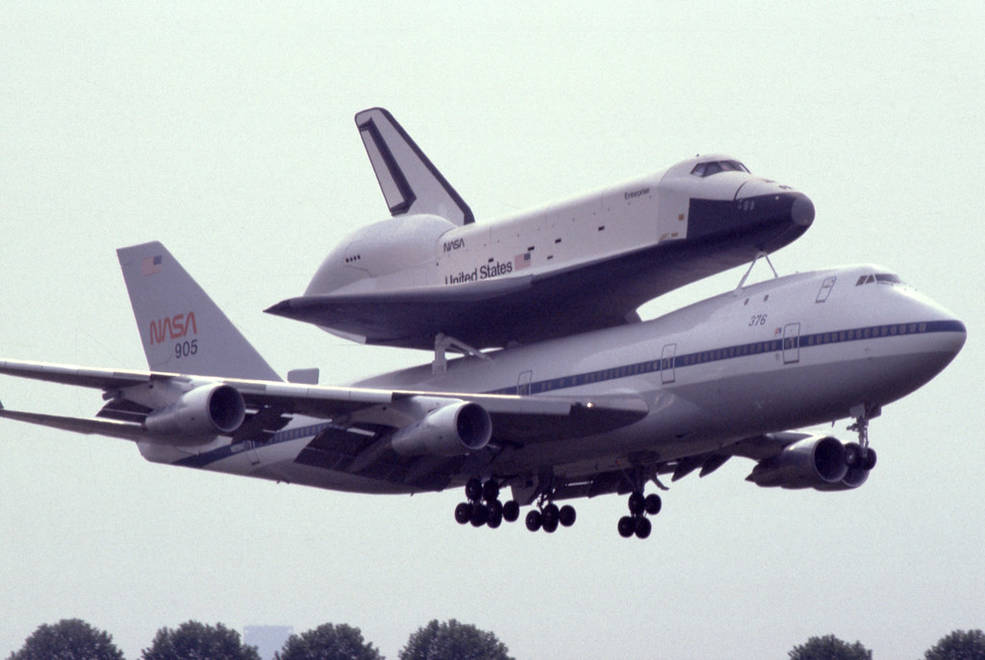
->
[267,108,816,351]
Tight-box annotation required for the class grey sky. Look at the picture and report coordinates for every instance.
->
[1,3,982,658]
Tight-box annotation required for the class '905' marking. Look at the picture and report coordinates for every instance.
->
[175,340,198,359]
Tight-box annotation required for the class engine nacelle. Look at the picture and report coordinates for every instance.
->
[815,465,869,491]
[390,401,492,457]
[746,435,850,489]
[144,384,246,440]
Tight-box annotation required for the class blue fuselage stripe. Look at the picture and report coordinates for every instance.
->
[488,319,965,395]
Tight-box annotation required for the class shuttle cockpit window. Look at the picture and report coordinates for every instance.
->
[690,160,750,177]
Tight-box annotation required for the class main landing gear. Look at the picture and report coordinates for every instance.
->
[845,405,879,471]
[523,492,576,534]
[616,468,665,539]
[617,491,662,539]
[454,478,520,529]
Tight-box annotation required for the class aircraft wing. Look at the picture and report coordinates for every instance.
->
[0,359,648,444]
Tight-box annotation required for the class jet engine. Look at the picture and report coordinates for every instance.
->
[144,383,246,439]
[745,435,863,490]
[391,401,492,457]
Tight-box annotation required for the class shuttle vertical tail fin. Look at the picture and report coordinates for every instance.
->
[117,241,281,381]
[355,107,474,226]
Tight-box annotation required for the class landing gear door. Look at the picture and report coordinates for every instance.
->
[783,323,801,364]
[661,344,677,384]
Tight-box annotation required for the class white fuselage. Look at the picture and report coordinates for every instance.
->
[147,264,965,494]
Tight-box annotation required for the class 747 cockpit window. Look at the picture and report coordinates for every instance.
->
[855,273,904,286]
[690,160,750,177]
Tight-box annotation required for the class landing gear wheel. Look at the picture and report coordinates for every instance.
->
[542,515,559,533]
[465,478,483,502]
[861,447,877,470]
[559,505,577,527]
[487,507,503,529]
[542,503,559,523]
[482,479,500,502]
[454,502,471,525]
[844,442,861,468]
[618,516,636,538]
[487,499,503,521]
[502,500,520,522]
[469,503,488,527]
[628,491,645,515]
[525,509,542,532]
[634,516,652,539]
[644,493,662,515]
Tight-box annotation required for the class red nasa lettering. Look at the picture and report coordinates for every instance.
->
[149,312,198,345]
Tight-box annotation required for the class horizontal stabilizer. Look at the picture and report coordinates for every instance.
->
[0,407,147,440]
[355,107,474,225]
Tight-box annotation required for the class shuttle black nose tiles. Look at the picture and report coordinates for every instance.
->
[687,191,814,245]
[790,193,815,227]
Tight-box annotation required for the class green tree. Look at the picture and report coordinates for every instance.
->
[399,619,512,660]
[788,634,872,660]
[8,618,125,660]
[142,621,260,660]
[924,629,985,660]
[274,622,382,660]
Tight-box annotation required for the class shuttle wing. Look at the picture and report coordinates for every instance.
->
[267,229,776,349]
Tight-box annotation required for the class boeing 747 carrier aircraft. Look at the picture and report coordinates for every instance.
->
[0,242,965,538]
[266,108,815,350]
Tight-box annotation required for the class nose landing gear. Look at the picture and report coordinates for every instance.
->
[845,405,880,471]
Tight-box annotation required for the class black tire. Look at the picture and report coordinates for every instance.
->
[454,502,471,525]
[628,491,645,515]
[502,500,520,522]
[644,493,662,515]
[482,479,500,502]
[844,442,861,468]
[635,516,652,539]
[618,516,636,538]
[862,447,877,470]
[487,499,503,520]
[559,504,577,527]
[542,515,558,533]
[487,508,502,529]
[542,503,559,526]
[465,477,483,501]
[525,509,542,532]
[470,502,488,527]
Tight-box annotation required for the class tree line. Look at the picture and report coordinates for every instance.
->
[7,620,985,659]
[7,618,511,660]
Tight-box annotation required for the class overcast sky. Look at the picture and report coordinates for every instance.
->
[1,3,982,659]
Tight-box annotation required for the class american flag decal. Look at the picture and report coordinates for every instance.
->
[142,255,163,276]
[514,252,531,270]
